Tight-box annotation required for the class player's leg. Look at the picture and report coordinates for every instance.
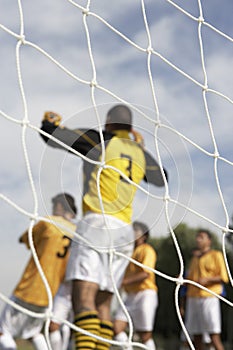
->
[0,332,17,350]
[61,324,71,350]
[49,324,71,350]
[31,333,48,350]
[72,279,100,349]
[134,290,158,350]
[137,331,156,350]
[209,334,224,350]
[113,320,132,350]
[49,321,63,350]
[95,291,114,350]
[185,298,204,349]
[193,334,204,350]
[113,294,133,350]
[203,298,223,350]
[49,282,72,350]
[0,300,18,350]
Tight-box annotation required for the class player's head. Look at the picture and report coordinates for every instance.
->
[52,193,77,218]
[105,104,132,132]
[133,221,150,245]
[196,229,212,251]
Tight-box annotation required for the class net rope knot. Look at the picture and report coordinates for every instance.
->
[146,46,153,54]
[163,195,170,202]
[45,309,53,321]
[202,85,209,92]
[20,119,30,126]
[90,79,97,87]
[82,8,90,16]
[222,227,229,234]
[155,120,162,128]
[19,34,26,45]
[176,276,184,286]
[198,16,205,23]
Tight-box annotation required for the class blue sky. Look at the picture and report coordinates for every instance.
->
[0,0,233,303]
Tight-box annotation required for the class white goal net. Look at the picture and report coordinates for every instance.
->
[0,0,233,349]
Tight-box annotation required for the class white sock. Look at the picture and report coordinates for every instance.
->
[115,331,133,350]
[32,333,48,350]
[0,333,17,350]
[61,325,71,350]
[144,338,156,350]
[49,330,63,350]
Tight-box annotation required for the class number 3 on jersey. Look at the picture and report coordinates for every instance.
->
[120,153,132,182]
[57,236,71,258]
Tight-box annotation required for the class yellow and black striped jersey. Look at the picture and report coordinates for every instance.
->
[41,121,166,223]
[13,216,76,307]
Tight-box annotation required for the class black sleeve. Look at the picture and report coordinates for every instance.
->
[40,120,101,156]
[144,149,168,187]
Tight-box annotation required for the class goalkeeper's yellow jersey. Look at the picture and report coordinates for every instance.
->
[41,121,167,224]
[14,216,75,307]
[83,131,145,223]
[187,249,229,298]
[124,243,157,293]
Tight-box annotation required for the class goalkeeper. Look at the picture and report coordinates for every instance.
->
[40,104,167,350]
[0,193,77,350]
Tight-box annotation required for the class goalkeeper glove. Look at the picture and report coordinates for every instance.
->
[43,111,62,126]
[131,129,145,148]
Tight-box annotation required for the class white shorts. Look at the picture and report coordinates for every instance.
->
[185,297,221,335]
[66,213,134,292]
[52,281,73,325]
[114,289,158,332]
[0,296,46,339]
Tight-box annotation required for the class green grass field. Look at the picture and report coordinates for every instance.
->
[16,340,121,350]
[16,339,34,350]
[16,335,177,350]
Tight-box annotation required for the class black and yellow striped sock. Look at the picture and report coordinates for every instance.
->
[96,320,114,350]
[74,310,100,349]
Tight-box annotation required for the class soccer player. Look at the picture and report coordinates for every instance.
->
[114,221,158,350]
[49,281,73,350]
[0,193,77,350]
[185,229,229,350]
[40,104,166,349]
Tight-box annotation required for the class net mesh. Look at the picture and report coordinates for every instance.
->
[0,1,233,349]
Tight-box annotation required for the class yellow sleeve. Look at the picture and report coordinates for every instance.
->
[216,251,229,284]
[141,245,156,270]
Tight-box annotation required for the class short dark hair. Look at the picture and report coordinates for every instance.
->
[52,193,77,215]
[107,104,132,131]
[133,221,150,240]
[196,229,212,240]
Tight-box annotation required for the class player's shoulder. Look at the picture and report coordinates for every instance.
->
[210,249,224,258]
[136,242,155,254]
[73,128,113,142]
[145,243,156,254]
[209,249,221,255]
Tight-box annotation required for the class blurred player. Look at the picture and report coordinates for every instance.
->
[40,104,166,349]
[0,193,77,350]
[114,221,158,350]
[185,229,229,350]
[180,248,214,350]
[49,281,73,350]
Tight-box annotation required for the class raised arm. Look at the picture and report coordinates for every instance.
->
[40,111,101,156]
[144,149,168,187]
